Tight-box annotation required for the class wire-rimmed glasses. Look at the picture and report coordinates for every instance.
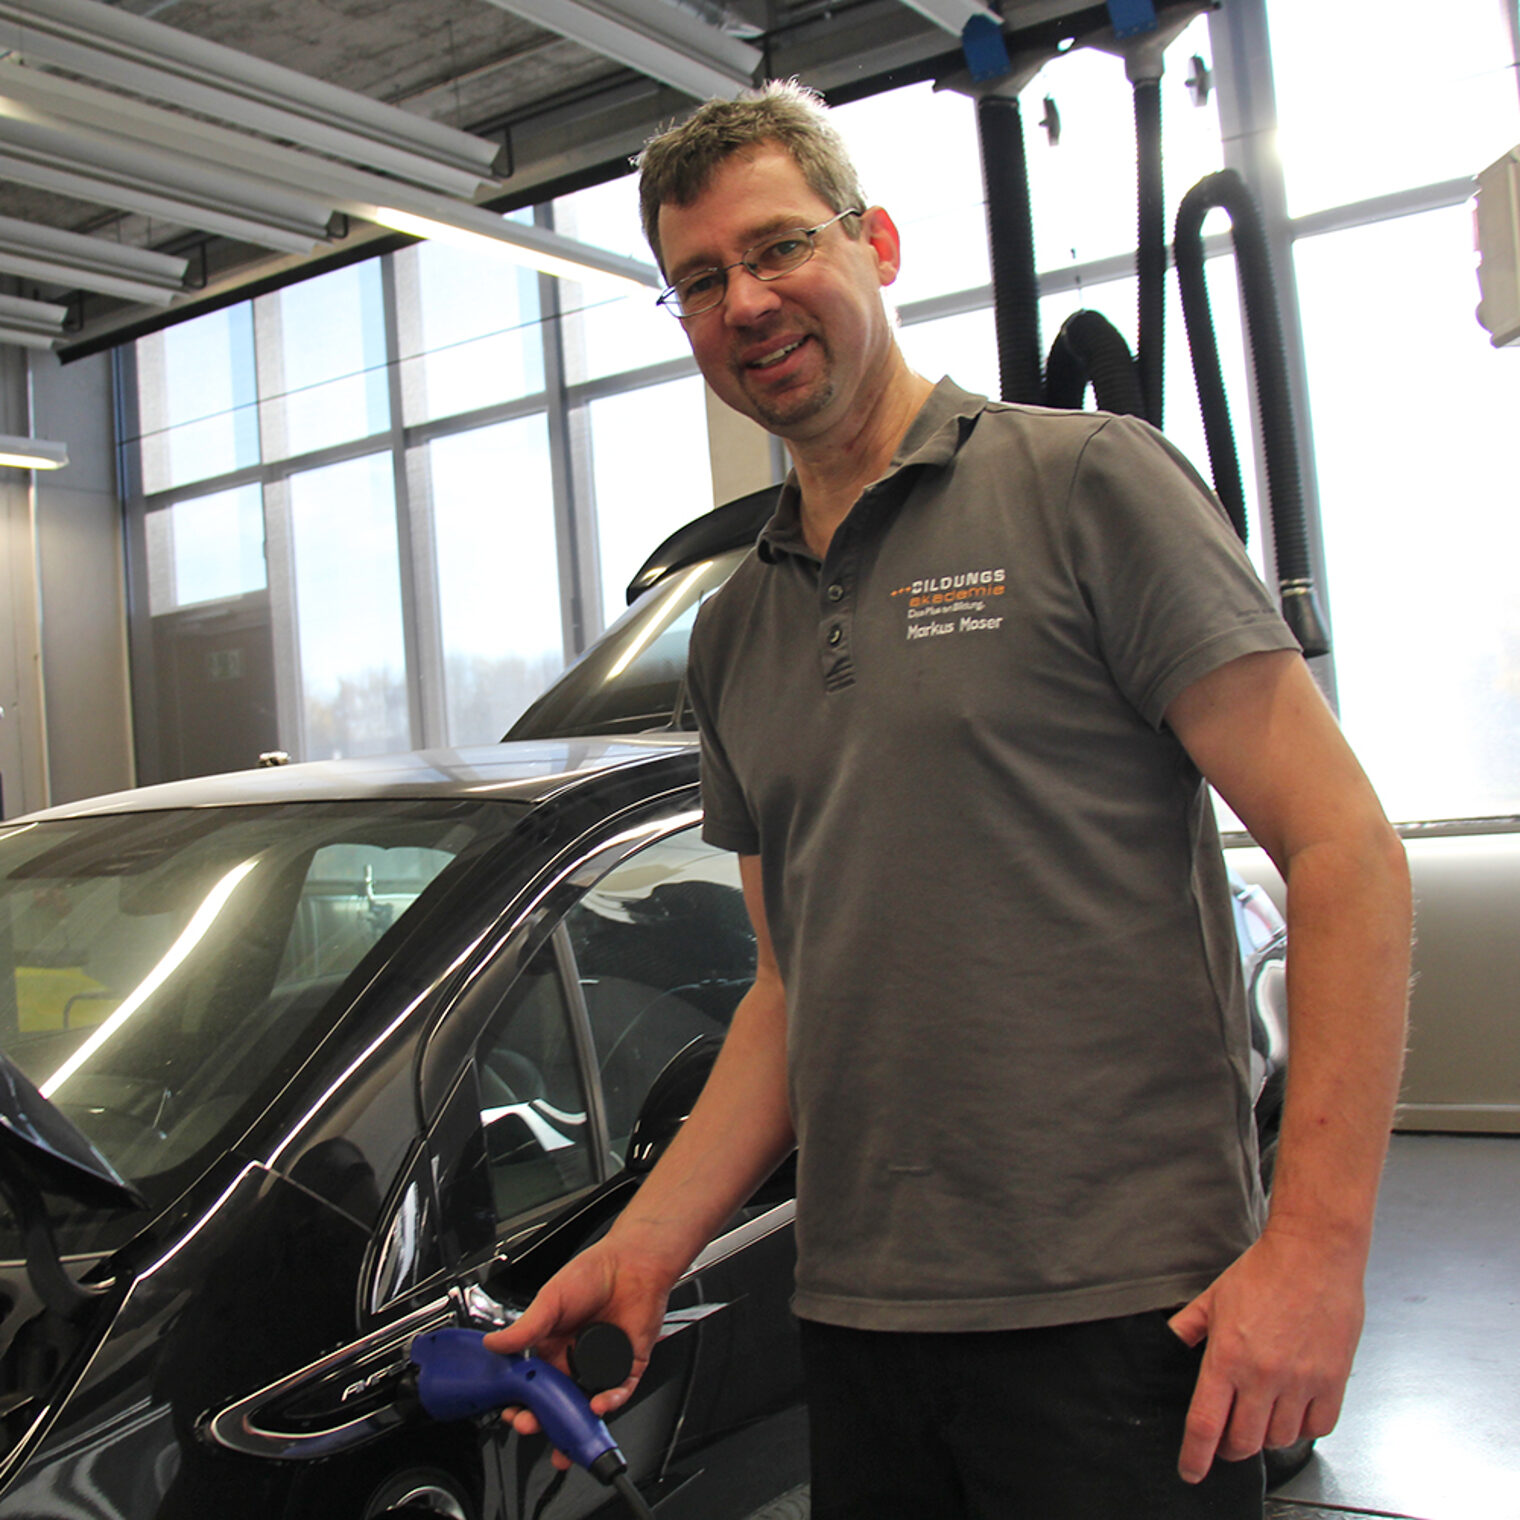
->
[656,208,864,319]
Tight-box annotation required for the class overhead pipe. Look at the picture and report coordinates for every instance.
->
[1173,169,1330,656]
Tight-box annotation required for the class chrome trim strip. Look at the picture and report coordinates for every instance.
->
[201,1297,452,1460]
[683,1200,795,1277]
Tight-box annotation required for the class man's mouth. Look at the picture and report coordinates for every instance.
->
[748,337,805,370]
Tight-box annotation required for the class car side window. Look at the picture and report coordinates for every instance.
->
[566,827,755,1164]
[474,941,595,1222]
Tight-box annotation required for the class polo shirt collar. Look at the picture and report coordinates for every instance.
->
[756,377,990,564]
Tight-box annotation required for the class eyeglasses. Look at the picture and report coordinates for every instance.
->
[656,208,864,319]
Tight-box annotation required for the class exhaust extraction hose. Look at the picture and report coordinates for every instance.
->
[1134,75,1166,430]
[977,93,1045,406]
[1044,309,1146,417]
[1173,170,1330,656]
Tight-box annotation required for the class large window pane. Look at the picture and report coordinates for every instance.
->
[587,376,712,628]
[1019,16,1224,272]
[257,262,390,460]
[1270,0,1517,217]
[288,453,408,759]
[395,220,546,424]
[555,174,689,385]
[424,417,564,744]
[834,83,991,309]
[135,305,259,494]
[898,308,1001,404]
[145,483,266,615]
[1296,206,1520,821]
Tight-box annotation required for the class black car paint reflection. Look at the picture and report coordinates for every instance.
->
[0,740,806,1520]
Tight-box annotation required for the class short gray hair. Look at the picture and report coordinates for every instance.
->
[636,79,866,273]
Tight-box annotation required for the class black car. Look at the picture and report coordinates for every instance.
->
[0,738,805,1520]
[0,494,1290,1519]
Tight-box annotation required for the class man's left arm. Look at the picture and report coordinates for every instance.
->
[1162,648,1412,1485]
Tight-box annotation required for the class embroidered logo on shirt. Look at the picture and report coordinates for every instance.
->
[890,567,1007,640]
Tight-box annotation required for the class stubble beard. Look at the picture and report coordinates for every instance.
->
[733,339,837,437]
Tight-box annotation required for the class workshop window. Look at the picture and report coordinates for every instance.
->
[284,451,409,761]
[134,304,259,495]
[418,415,564,746]
[394,215,546,426]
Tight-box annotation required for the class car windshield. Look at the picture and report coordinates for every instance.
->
[0,798,521,1255]
[506,548,746,741]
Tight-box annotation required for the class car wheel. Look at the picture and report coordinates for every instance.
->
[363,1468,474,1520]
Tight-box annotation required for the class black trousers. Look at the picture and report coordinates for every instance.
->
[799,1312,1265,1520]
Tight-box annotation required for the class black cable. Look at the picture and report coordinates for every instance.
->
[611,1471,657,1520]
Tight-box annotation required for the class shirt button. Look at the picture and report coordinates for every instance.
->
[826,582,845,603]
[827,625,843,646]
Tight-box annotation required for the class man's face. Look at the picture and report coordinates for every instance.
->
[655,144,901,441]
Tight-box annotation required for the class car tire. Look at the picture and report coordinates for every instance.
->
[363,1467,474,1520]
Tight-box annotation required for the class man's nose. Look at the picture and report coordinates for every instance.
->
[723,266,782,325]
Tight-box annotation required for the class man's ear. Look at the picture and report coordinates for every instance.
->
[860,206,904,288]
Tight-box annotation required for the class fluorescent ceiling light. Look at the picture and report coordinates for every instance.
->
[482,0,759,100]
[361,204,660,289]
[896,0,1000,33]
[0,0,504,194]
[0,291,65,347]
[0,433,68,469]
[0,64,653,291]
[0,149,326,254]
[0,209,187,303]
[0,101,339,252]
[0,100,339,234]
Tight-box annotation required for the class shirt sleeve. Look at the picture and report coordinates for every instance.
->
[686,596,762,855]
[1065,414,1301,728]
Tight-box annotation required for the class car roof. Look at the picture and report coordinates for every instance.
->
[16,735,698,822]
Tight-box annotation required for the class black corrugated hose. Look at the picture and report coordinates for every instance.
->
[1044,308,1147,417]
[1173,169,1330,656]
[977,93,1045,406]
[1134,76,1166,430]
[1173,180,1249,544]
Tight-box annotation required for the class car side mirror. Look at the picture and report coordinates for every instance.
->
[0,1052,145,1317]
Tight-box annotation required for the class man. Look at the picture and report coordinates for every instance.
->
[488,81,1410,1518]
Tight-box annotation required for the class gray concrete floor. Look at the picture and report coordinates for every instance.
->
[1267,1132,1520,1520]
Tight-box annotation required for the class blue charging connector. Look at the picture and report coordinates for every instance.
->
[409,1326,654,1519]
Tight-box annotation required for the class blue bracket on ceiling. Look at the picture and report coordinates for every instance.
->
[961,12,1011,83]
[1106,0,1158,38]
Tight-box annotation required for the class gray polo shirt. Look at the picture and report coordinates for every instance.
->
[687,379,1300,1333]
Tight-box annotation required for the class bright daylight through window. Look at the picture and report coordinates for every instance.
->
[120,0,1519,824]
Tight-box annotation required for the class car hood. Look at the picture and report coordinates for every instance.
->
[13,735,697,822]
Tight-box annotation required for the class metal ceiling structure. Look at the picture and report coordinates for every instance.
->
[0,0,1136,362]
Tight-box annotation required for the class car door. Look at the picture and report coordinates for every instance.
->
[430,811,802,1520]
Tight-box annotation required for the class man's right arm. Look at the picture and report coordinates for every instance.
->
[483,855,794,1424]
